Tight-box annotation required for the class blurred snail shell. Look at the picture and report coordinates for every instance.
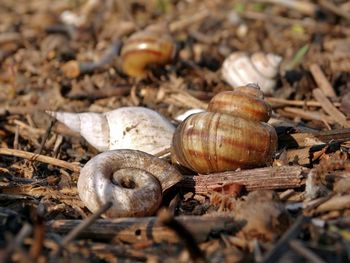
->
[78,149,182,218]
[121,24,175,77]
[221,52,282,95]
[47,107,175,155]
[171,84,278,174]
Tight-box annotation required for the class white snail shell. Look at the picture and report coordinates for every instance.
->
[174,108,205,122]
[221,52,282,95]
[47,107,175,155]
[78,149,182,218]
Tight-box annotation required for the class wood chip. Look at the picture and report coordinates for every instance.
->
[310,64,337,98]
[312,88,350,128]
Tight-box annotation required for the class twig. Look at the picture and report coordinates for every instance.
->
[66,85,132,100]
[281,107,334,123]
[89,243,154,261]
[253,0,318,16]
[266,97,340,108]
[240,10,350,35]
[165,92,208,109]
[154,147,171,158]
[289,239,326,263]
[62,40,122,78]
[180,165,306,192]
[261,215,308,263]
[319,0,350,21]
[157,209,206,263]
[46,215,236,243]
[169,9,210,33]
[315,194,350,213]
[0,105,46,116]
[309,64,337,98]
[0,32,21,45]
[52,201,112,257]
[0,148,81,172]
[312,88,350,128]
[36,120,55,155]
[303,194,335,213]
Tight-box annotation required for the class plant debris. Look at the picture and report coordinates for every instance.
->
[1,0,350,262]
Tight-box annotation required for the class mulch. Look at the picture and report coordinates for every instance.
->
[1,0,350,262]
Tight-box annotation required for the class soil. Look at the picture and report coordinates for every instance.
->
[1,0,350,262]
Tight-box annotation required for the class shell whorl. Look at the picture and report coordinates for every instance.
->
[207,84,272,122]
[221,52,282,94]
[78,149,182,218]
[47,107,175,154]
[121,24,175,77]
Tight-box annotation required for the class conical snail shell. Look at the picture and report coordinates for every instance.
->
[78,149,182,218]
[171,84,278,174]
[47,107,175,155]
[121,24,175,77]
[221,52,282,95]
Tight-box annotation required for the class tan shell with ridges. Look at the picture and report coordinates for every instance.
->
[78,149,183,218]
[171,84,278,174]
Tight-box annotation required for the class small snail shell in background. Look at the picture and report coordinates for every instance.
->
[221,52,282,95]
[47,107,175,155]
[78,149,182,218]
[120,24,175,77]
[171,84,278,174]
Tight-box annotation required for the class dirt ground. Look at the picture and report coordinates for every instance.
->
[1,0,350,262]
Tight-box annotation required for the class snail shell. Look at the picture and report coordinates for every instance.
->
[174,108,205,122]
[171,84,277,174]
[78,149,182,218]
[121,24,175,77]
[47,107,175,155]
[221,52,282,95]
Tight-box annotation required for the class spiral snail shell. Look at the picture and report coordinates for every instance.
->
[221,52,282,95]
[47,107,175,155]
[120,24,175,77]
[78,149,182,218]
[171,84,277,174]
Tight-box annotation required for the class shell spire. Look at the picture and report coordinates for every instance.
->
[46,110,110,151]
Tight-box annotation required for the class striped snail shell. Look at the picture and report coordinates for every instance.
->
[78,149,182,218]
[120,24,175,77]
[171,84,278,174]
[47,107,175,155]
[221,52,282,95]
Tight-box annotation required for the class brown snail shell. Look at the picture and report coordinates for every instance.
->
[208,85,271,122]
[171,84,277,174]
[78,149,182,218]
[120,24,175,77]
